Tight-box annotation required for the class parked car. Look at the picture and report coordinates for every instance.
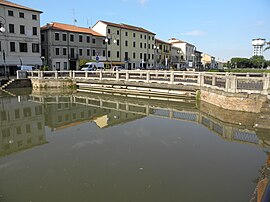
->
[81,62,104,71]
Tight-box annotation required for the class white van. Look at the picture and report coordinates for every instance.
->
[81,62,104,71]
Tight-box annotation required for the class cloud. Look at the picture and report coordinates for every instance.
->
[180,30,206,36]
[138,0,148,6]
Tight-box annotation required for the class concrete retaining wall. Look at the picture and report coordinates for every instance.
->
[200,88,267,113]
[31,79,76,89]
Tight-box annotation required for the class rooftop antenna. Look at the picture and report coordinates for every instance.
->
[72,9,77,25]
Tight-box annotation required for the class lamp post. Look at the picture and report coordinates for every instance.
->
[40,56,45,69]
[153,45,159,68]
[0,16,8,79]
[105,34,117,69]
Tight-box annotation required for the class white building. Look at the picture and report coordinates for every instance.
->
[0,0,42,75]
[168,38,196,68]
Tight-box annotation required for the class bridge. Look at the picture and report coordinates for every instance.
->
[18,70,270,96]
[29,92,270,148]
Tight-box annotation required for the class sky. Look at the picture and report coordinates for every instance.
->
[11,0,270,61]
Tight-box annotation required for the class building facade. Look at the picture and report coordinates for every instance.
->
[0,0,42,75]
[41,22,106,70]
[201,53,216,69]
[155,39,172,68]
[194,50,203,71]
[92,20,156,69]
[168,38,196,68]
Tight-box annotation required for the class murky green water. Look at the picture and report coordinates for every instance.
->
[0,88,269,202]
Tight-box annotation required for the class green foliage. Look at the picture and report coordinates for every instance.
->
[229,56,268,69]
[79,59,95,67]
[41,66,50,71]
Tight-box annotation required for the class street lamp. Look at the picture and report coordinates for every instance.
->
[0,16,8,79]
[105,34,117,69]
[153,45,159,68]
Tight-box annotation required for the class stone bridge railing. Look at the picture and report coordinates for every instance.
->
[18,70,270,95]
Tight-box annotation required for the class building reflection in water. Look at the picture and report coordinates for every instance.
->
[0,94,47,157]
[29,91,270,149]
[1,89,269,157]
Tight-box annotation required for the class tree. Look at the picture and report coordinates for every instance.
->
[230,57,252,68]
[250,56,266,69]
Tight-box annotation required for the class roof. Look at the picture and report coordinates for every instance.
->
[169,38,195,47]
[41,22,104,37]
[96,20,155,35]
[155,38,172,45]
[0,0,42,13]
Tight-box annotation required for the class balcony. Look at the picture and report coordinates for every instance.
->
[69,54,78,60]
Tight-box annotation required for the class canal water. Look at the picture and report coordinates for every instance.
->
[0,88,269,202]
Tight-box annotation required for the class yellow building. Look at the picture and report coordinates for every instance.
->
[92,20,156,69]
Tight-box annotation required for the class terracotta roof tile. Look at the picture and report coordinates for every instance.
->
[0,0,42,13]
[99,20,155,35]
[41,22,104,37]
[155,38,172,45]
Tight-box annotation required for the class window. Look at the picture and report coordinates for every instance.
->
[56,62,60,70]
[103,50,106,57]
[32,14,37,20]
[133,52,136,59]
[108,50,111,58]
[149,36,151,40]
[87,36,90,43]
[92,38,96,44]
[79,49,83,56]
[117,30,120,35]
[62,34,67,41]
[32,43,39,53]
[79,35,83,42]
[140,42,142,48]
[144,35,146,39]
[148,44,150,49]
[140,34,142,39]
[125,40,128,47]
[87,49,90,56]
[64,62,68,70]
[55,48,60,55]
[140,53,142,59]
[19,43,27,52]
[117,39,120,46]
[55,33,59,40]
[9,24,14,33]
[133,41,136,48]
[23,108,31,117]
[41,34,45,42]
[144,43,146,49]
[19,12,24,18]
[63,48,67,55]
[16,127,22,135]
[10,42,15,52]
[133,33,136,37]
[70,34,74,42]
[125,52,129,60]
[152,36,154,40]
[108,29,111,34]
[92,49,96,56]
[8,10,13,16]
[0,41,1,51]
[33,27,37,36]
[117,51,120,58]
[20,25,25,34]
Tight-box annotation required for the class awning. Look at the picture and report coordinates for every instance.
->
[104,61,126,65]
[0,56,42,66]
